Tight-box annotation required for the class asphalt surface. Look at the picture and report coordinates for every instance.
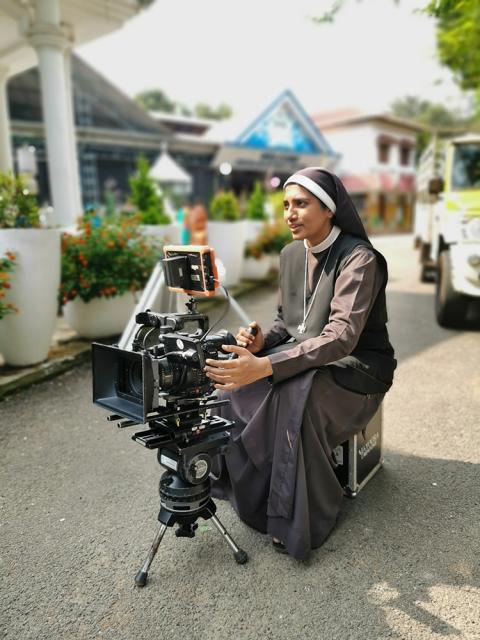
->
[1,235,479,640]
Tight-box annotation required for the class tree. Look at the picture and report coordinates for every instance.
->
[391,94,472,157]
[246,182,267,220]
[426,0,480,91]
[135,89,176,113]
[194,102,233,120]
[391,95,460,128]
[128,156,169,224]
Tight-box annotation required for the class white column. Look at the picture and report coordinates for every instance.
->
[28,2,82,226]
[63,51,82,210]
[0,65,13,174]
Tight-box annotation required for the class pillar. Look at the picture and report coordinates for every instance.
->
[0,65,13,174]
[28,0,82,226]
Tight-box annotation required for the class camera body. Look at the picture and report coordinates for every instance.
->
[92,307,236,423]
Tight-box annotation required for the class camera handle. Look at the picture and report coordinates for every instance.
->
[119,260,254,351]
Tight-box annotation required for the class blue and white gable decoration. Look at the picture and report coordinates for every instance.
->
[234,90,334,156]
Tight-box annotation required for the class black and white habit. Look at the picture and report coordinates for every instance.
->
[211,168,396,559]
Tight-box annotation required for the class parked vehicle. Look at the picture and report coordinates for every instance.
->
[414,133,480,327]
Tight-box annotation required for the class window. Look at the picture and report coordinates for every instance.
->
[400,146,410,166]
[377,134,395,164]
[378,143,390,164]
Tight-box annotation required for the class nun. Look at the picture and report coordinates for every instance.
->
[204,167,396,559]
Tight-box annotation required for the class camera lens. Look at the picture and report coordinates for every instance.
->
[126,361,143,399]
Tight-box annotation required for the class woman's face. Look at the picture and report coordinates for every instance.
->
[283,183,333,247]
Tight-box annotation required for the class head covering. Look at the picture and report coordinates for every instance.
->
[284,167,369,242]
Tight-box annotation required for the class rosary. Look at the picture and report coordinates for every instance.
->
[298,245,333,334]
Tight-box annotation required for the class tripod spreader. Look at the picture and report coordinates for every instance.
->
[134,495,248,588]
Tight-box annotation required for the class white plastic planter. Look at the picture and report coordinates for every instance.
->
[140,223,181,246]
[0,229,60,367]
[207,220,246,287]
[63,291,140,339]
[244,219,267,243]
[242,256,271,280]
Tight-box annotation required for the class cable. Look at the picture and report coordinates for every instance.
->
[199,281,231,343]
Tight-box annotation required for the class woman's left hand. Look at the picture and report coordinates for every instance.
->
[204,345,273,390]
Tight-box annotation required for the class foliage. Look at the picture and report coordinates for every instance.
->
[134,89,233,120]
[60,219,157,304]
[128,156,170,224]
[268,190,286,220]
[0,173,40,229]
[390,94,474,156]
[246,182,267,220]
[194,103,233,120]
[246,220,292,256]
[209,191,241,221]
[0,251,17,320]
[135,89,177,113]
[426,0,480,91]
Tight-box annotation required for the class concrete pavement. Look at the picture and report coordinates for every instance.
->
[1,235,479,640]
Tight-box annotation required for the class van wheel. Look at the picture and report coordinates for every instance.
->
[420,264,436,283]
[435,250,468,328]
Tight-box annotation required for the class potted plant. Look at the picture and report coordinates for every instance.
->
[0,172,61,367]
[129,155,180,245]
[0,251,17,320]
[245,181,268,242]
[60,218,157,338]
[254,220,292,272]
[242,237,271,281]
[207,190,246,287]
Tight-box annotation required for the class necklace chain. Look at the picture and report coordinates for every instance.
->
[298,245,333,334]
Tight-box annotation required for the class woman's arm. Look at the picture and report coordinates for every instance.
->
[262,289,291,350]
[267,246,383,384]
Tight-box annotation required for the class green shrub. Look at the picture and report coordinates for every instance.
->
[209,190,240,221]
[246,181,267,220]
[268,190,285,220]
[0,172,40,228]
[246,220,291,256]
[129,155,170,225]
[60,218,157,304]
[0,251,17,319]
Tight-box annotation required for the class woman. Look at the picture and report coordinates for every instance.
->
[204,167,396,559]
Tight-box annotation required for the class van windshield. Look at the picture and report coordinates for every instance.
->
[451,143,480,189]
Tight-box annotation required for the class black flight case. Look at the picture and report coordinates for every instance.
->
[333,404,383,497]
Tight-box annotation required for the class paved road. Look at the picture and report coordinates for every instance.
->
[1,235,479,640]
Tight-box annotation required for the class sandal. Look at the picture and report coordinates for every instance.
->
[272,538,289,554]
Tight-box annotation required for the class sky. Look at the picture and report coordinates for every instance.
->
[77,0,471,120]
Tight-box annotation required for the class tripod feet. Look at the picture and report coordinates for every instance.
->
[134,570,148,588]
[234,549,249,565]
[134,522,167,588]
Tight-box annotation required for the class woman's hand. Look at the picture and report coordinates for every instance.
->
[204,345,273,391]
[235,321,265,354]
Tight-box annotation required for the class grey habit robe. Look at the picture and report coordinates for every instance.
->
[211,177,396,560]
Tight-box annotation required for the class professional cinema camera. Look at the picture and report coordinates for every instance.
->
[92,246,249,588]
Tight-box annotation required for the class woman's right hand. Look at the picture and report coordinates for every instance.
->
[235,321,265,354]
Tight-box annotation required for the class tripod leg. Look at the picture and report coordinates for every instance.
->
[209,512,248,564]
[134,522,168,587]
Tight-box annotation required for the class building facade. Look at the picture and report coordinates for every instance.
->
[312,109,425,232]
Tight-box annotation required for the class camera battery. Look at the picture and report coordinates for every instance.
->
[333,404,383,497]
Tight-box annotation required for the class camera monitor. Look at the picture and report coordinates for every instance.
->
[162,245,219,297]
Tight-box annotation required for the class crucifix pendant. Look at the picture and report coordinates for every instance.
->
[297,322,306,334]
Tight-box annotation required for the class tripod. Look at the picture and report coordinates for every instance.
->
[132,420,248,588]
